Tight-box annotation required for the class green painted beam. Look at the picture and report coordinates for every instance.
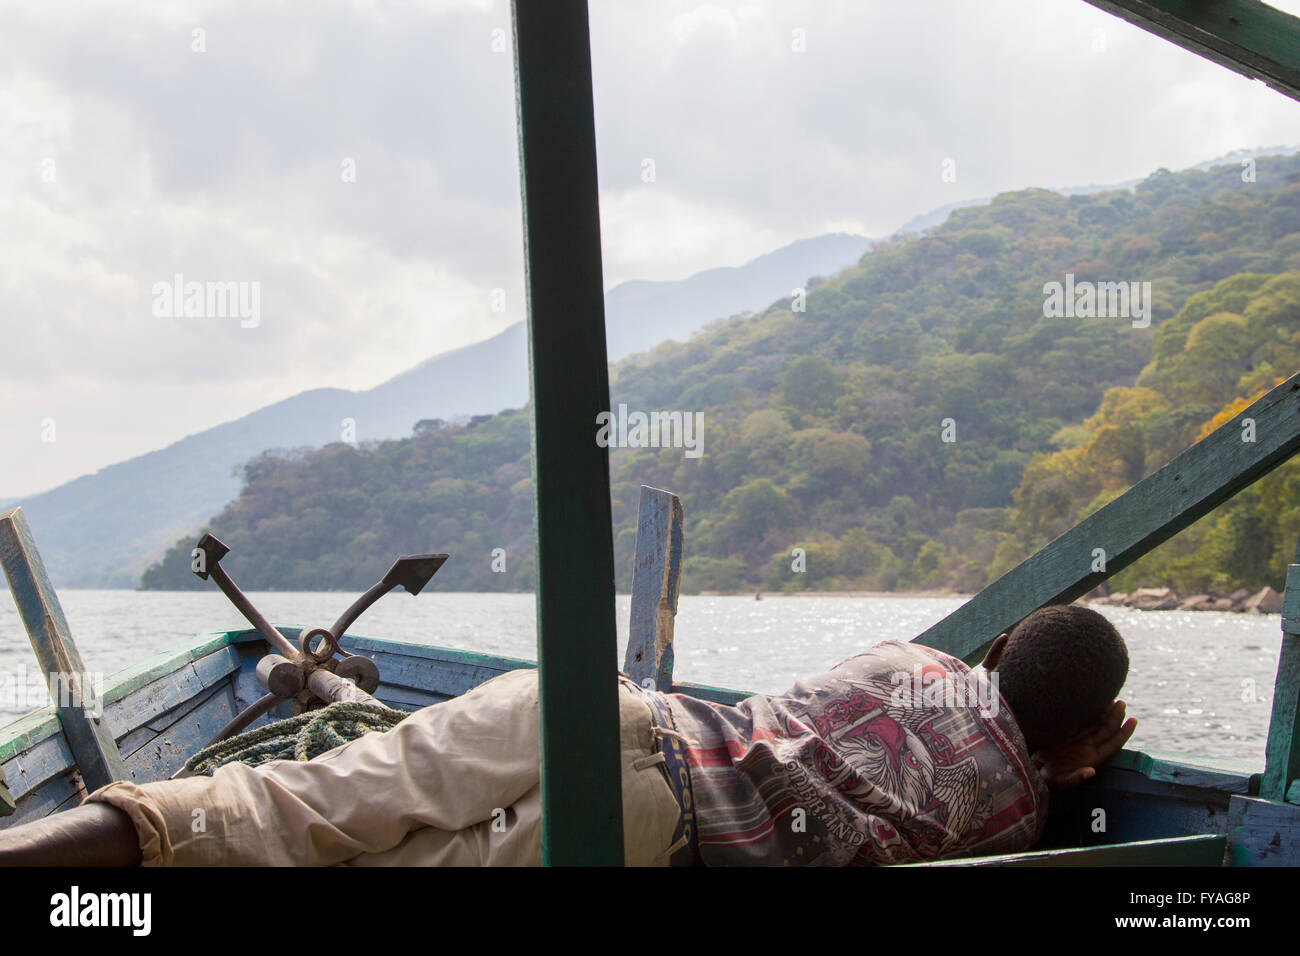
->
[910,833,1226,867]
[1082,0,1300,102]
[914,373,1300,662]
[511,0,624,866]
[1108,748,1255,792]
[1261,560,1300,799]
[0,507,130,791]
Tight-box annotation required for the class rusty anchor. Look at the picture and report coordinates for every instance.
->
[175,533,447,774]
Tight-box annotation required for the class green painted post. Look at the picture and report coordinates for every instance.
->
[1261,539,1300,802]
[0,507,130,792]
[1082,0,1300,103]
[510,0,624,865]
[915,373,1300,663]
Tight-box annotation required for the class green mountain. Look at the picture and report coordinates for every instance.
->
[142,155,1300,594]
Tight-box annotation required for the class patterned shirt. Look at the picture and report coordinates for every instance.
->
[663,640,1048,866]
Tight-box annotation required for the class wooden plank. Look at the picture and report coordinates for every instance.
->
[0,507,129,789]
[1282,563,1300,636]
[1044,769,1236,848]
[911,833,1226,867]
[361,651,525,700]
[670,680,754,706]
[120,686,241,781]
[0,769,83,829]
[1,729,75,801]
[0,708,62,765]
[1225,795,1300,866]
[0,637,238,755]
[1083,0,1300,103]
[0,640,239,763]
[114,683,230,760]
[513,0,623,866]
[1108,749,1255,793]
[99,632,234,706]
[624,486,684,692]
[1262,561,1300,800]
[374,685,449,711]
[340,635,536,672]
[103,645,241,741]
[0,636,241,803]
[914,374,1300,662]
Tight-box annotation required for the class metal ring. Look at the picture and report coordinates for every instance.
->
[298,627,340,664]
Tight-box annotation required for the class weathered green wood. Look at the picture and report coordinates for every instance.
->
[103,645,241,741]
[341,635,536,672]
[99,633,234,706]
[1083,0,1300,103]
[119,685,240,782]
[0,766,82,828]
[1,676,242,813]
[670,680,753,706]
[0,636,241,812]
[910,833,1226,867]
[1107,749,1255,792]
[0,633,240,764]
[915,374,1300,662]
[114,683,229,761]
[2,726,75,802]
[625,486,685,692]
[1261,560,1300,799]
[512,0,623,866]
[0,507,129,790]
[359,650,528,700]
[0,776,14,817]
[0,708,63,765]
[1226,794,1300,865]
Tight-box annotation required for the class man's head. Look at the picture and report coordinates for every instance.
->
[982,604,1129,753]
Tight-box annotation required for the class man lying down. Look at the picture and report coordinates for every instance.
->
[0,604,1135,866]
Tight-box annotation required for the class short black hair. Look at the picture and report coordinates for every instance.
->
[993,604,1129,752]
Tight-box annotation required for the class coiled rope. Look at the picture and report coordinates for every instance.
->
[183,701,409,776]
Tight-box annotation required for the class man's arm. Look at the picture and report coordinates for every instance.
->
[0,803,141,867]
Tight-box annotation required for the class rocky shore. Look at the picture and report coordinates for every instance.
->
[1085,585,1284,613]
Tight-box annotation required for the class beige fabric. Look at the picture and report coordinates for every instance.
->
[85,669,682,866]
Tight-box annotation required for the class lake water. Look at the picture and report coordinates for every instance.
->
[0,590,1285,765]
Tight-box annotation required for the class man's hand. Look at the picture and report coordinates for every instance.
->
[0,803,142,866]
[1034,700,1137,790]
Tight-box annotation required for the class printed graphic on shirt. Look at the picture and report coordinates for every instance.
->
[667,640,1042,866]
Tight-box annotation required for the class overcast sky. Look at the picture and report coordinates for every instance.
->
[2,0,1299,498]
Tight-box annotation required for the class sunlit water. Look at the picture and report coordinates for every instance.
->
[0,590,1284,766]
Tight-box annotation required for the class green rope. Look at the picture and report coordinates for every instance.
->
[183,701,409,776]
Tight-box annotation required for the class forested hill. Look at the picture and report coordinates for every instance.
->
[142,155,1300,594]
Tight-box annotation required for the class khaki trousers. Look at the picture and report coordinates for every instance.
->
[87,669,683,866]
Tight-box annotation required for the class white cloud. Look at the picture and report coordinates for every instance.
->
[1,0,1298,497]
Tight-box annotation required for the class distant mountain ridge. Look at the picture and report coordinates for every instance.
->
[13,232,871,588]
[138,153,1300,599]
[891,146,1299,235]
[22,145,1297,590]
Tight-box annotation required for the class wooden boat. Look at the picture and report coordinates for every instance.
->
[3,372,1300,865]
[2,1,1299,866]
